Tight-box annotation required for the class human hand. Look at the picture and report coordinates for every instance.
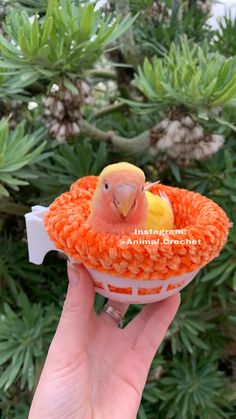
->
[29,262,180,419]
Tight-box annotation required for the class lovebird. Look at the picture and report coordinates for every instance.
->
[86,162,174,234]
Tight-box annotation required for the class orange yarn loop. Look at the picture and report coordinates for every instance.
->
[44,176,231,280]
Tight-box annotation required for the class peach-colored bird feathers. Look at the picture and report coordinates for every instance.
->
[86,162,174,234]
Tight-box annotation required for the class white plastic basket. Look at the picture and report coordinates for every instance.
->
[85,267,199,304]
[25,206,199,304]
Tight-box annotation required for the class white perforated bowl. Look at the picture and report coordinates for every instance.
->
[25,206,200,304]
[81,266,199,304]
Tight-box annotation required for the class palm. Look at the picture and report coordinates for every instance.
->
[29,264,180,419]
[42,313,150,419]
[81,314,148,419]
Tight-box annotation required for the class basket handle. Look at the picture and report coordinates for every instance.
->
[24,206,64,265]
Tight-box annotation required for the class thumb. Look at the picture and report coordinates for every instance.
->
[64,261,95,318]
[48,261,95,357]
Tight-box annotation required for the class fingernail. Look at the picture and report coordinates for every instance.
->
[67,261,80,287]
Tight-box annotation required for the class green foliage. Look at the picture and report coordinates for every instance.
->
[0,0,136,84]
[156,355,229,419]
[4,0,48,13]
[0,71,27,98]
[139,354,236,418]
[4,0,83,13]
[180,144,236,220]
[31,139,108,201]
[0,1,236,418]
[0,386,30,419]
[213,13,236,57]
[134,4,213,58]
[167,301,214,355]
[0,292,56,391]
[130,0,154,13]
[0,118,46,197]
[0,235,67,304]
[134,37,236,112]
[168,141,236,309]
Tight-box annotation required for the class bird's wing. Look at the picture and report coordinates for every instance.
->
[144,183,172,208]
[144,180,160,191]
[158,190,172,206]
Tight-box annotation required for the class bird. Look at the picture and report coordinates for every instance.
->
[144,189,174,230]
[86,162,174,234]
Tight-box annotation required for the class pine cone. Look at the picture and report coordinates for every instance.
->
[150,114,224,166]
[147,1,164,22]
[196,0,212,14]
[43,80,91,142]
[0,99,22,128]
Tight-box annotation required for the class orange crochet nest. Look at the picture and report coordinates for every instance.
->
[44,176,230,280]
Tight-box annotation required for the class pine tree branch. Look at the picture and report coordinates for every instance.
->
[88,69,117,80]
[92,102,127,119]
[79,118,153,153]
[115,0,141,67]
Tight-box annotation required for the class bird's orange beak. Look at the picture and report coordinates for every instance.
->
[113,184,137,217]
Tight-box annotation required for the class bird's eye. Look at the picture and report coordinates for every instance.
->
[142,186,144,191]
[104,182,109,190]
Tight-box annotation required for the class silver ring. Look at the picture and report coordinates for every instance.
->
[101,304,125,328]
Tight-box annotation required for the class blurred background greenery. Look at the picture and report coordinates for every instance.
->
[0,0,236,418]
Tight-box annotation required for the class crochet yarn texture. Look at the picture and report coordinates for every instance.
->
[44,176,230,280]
